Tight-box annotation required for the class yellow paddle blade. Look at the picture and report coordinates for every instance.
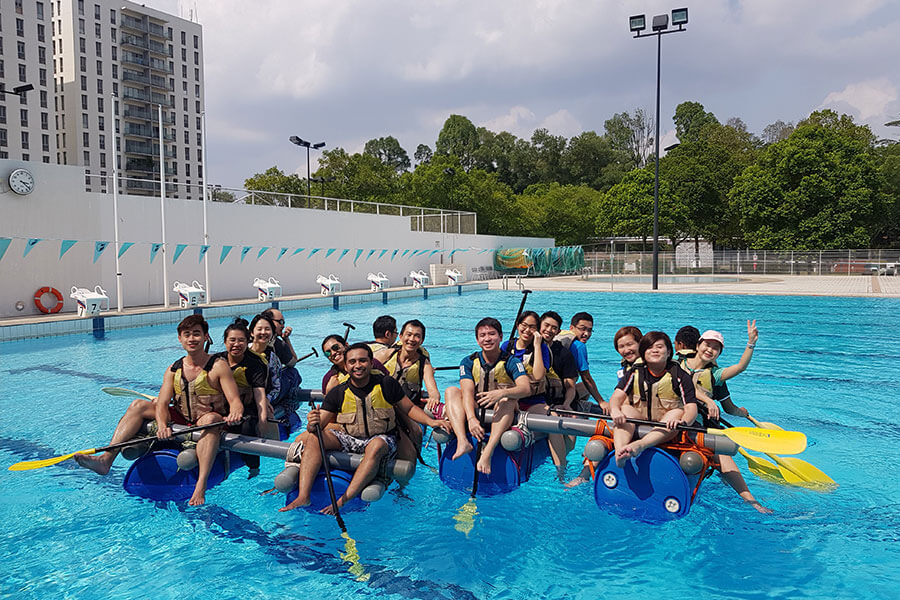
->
[710,426,807,455]
[770,455,837,490]
[340,532,369,582]
[101,387,155,400]
[737,448,786,483]
[453,498,478,537]
[8,448,97,471]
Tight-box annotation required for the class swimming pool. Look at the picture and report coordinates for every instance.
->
[585,275,742,284]
[2,289,898,599]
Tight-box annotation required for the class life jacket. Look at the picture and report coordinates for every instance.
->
[334,373,397,438]
[546,363,565,404]
[383,346,428,405]
[470,350,515,393]
[506,339,548,397]
[554,330,577,350]
[367,341,388,353]
[219,351,266,407]
[624,361,685,422]
[678,358,714,395]
[170,355,227,423]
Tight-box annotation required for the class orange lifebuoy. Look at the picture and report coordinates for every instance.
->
[34,286,64,314]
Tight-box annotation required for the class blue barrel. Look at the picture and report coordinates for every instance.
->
[439,435,549,496]
[123,448,244,502]
[593,447,699,523]
[285,469,365,513]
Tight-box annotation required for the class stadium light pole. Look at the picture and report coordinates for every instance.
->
[289,136,326,197]
[630,8,688,290]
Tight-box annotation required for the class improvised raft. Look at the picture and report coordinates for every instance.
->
[118,389,736,522]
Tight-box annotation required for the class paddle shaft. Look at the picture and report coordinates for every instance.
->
[343,322,355,342]
[310,401,347,533]
[556,407,732,434]
[99,418,239,454]
[297,347,318,362]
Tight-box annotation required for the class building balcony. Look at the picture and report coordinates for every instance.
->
[148,23,166,39]
[123,87,150,103]
[150,92,173,107]
[121,34,149,51]
[121,70,149,85]
[149,74,168,90]
[148,40,167,56]
[123,107,175,124]
[121,51,148,67]
[120,15,147,33]
[148,58,172,74]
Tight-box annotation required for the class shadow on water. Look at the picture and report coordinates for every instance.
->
[3,364,156,394]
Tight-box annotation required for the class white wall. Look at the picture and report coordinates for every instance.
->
[0,160,552,317]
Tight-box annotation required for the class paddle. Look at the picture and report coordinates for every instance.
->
[343,322,355,342]
[297,346,319,362]
[307,401,367,581]
[433,365,461,372]
[454,288,532,536]
[745,415,835,487]
[101,386,155,400]
[8,419,241,471]
[551,407,807,455]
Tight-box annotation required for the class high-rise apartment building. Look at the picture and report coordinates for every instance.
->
[2,0,204,199]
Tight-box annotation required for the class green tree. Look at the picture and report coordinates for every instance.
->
[673,101,719,144]
[604,108,654,168]
[414,143,433,165]
[363,136,411,173]
[517,183,603,244]
[562,131,629,191]
[314,148,400,206]
[729,110,886,249]
[243,166,306,205]
[435,114,480,171]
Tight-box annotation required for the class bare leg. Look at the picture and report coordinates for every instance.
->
[321,438,387,514]
[476,398,514,475]
[445,387,473,459]
[535,405,567,478]
[394,409,421,463]
[189,412,225,506]
[612,406,638,468]
[75,399,157,475]
[280,429,340,512]
[719,454,773,514]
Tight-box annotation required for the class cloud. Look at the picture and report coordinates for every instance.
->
[539,110,582,138]
[482,106,536,136]
[820,78,898,120]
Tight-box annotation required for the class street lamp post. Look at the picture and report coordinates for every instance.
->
[289,136,325,197]
[0,83,34,97]
[310,176,335,197]
[629,8,688,290]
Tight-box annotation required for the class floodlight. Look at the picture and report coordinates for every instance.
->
[652,14,668,31]
[629,14,646,32]
[672,8,688,26]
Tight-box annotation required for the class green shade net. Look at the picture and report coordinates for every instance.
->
[493,246,584,276]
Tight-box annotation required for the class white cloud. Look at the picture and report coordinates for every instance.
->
[482,106,536,136]
[820,78,898,120]
[539,109,582,138]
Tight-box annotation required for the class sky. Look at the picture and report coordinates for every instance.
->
[150,0,900,189]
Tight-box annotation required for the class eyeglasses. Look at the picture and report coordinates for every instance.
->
[518,322,538,331]
[574,325,593,334]
[324,343,345,358]
[272,319,285,325]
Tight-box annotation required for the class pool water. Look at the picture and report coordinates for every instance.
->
[1,290,899,599]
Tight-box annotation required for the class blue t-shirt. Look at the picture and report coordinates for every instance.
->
[499,339,552,369]
[459,351,526,386]
[570,339,590,372]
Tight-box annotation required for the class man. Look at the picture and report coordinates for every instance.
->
[555,312,607,413]
[261,308,302,412]
[280,343,449,513]
[75,315,243,506]
[367,315,398,353]
[443,317,532,475]
[539,311,579,474]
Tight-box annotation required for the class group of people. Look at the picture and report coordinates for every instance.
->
[76,307,770,515]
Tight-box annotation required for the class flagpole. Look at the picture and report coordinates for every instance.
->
[200,110,211,304]
[112,94,123,312]
[158,103,169,308]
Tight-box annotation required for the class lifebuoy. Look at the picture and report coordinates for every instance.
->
[34,286,64,314]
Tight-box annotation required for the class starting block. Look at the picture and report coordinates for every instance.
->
[70,285,110,317]
[367,272,390,292]
[445,268,465,285]
[173,280,206,308]
[410,270,430,288]
[316,274,342,296]
[254,276,282,301]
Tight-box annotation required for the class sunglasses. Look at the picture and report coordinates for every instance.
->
[272,319,285,325]
[324,343,345,358]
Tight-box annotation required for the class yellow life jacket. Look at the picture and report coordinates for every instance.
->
[226,352,266,407]
[554,330,577,350]
[171,356,227,422]
[511,342,548,397]
[334,374,397,438]
[678,358,714,395]
[470,350,515,393]
[383,347,428,404]
[625,362,684,422]
[367,341,388,353]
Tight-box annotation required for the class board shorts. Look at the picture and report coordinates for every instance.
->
[332,429,398,457]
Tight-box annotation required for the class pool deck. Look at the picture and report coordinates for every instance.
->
[488,274,900,297]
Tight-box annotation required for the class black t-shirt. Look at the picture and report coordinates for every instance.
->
[273,338,294,367]
[321,374,406,414]
[549,340,579,380]
[616,362,698,405]
[212,351,268,390]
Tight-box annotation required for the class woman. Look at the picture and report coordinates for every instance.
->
[609,331,698,467]
[499,310,568,479]
[217,317,276,477]
[248,313,285,410]
[679,321,771,514]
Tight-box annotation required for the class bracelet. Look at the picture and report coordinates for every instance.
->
[746,343,756,349]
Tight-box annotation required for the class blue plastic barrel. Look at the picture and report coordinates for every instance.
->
[438,435,549,496]
[285,469,365,512]
[123,448,244,502]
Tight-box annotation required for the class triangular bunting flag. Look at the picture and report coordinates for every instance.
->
[0,238,11,262]
[240,246,252,262]
[479,249,492,254]
[365,249,376,262]
[308,248,321,258]
[337,249,350,262]
[353,249,364,266]
[325,248,336,259]
[117,242,134,258]
[219,245,233,264]
[60,240,78,259]
[93,241,110,263]
[172,243,188,264]
[150,243,163,263]
[391,249,399,261]
[198,245,210,263]
[379,249,389,259]
[401,249,410,258]
[429,249,441,257]
[292,248,306,256]
[277,247,288,261]
[23,238,42,257]
[257,246,270,260]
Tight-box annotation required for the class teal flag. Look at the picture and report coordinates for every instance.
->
[60,240,78,258]
[325,248,336,259]
[257,246,270,259]
[24,238,42,257]
[172,243,188,264]
[308,248,321,258]
[354,249,364,266]
[429,249,441,257]
[479,248,492,254]
[0,238,11,262]
[240,246,252,262]
[391,249,399,261]
[277,247,288,261]
[117,242,135,258]
[337,249,349,262]
[198,245,210,263]
[219,245,233,264]
[378,249,389,259]
[292,247,306,256]
[401,249,410,258]
[93,241,110,263]
[150,243,163,263]
[365,249,376,262]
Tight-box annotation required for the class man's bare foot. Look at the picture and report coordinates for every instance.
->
[452,440,473,460]
[615,442,644,468]
[74,453,112,475]
[565,476,589,488]
[279,497,310,512]
[188,489,206,506]
[320,499,344,515]
[555,464,567,483]
[476,454,492,475]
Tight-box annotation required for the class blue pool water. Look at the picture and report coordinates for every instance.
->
[1,290,899,599]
